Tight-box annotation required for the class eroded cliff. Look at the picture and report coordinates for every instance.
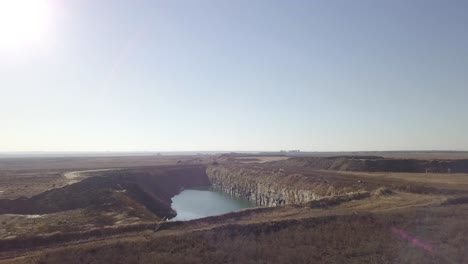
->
[0,165,210,218]
[207,165,367,206]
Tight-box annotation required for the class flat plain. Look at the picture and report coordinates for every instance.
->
[1,152,468,263]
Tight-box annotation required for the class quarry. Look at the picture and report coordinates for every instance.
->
[1,153,468,263]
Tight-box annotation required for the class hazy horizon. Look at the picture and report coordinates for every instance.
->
[1,149,467,155]
[1,0,468,152]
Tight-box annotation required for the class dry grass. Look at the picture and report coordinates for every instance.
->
[0,156,213,199]
[7,204,468,264]
[2,155,468,263]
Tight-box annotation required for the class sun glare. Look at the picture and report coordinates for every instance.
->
[0,0,52,52]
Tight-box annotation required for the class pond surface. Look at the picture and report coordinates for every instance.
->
[171,186,255,221]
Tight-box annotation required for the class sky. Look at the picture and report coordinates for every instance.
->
[1,0,467,152]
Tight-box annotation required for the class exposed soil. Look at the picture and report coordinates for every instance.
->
[276,156,468,173]
[1,154,468,263]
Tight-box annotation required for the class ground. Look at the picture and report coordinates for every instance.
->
[1,152,468,263]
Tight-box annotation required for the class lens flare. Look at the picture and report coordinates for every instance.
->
[391,227,434,254]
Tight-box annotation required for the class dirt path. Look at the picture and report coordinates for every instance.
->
[63,168,120,184]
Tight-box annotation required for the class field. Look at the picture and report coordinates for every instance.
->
[1,152,468,263]
[0,155,210,199]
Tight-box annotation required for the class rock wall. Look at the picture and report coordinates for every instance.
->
[207,166,364,207]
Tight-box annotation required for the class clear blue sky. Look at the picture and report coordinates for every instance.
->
[1,0,467,152]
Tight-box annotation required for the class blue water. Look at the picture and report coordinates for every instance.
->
[171,187,254,221]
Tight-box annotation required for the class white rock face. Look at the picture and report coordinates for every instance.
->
[206,166,360,207]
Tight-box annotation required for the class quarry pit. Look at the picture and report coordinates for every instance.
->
[2,154,468,262]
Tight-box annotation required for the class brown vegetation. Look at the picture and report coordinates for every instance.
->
[2,154,468,263]
[276,156,468,173]
[9,204,468,264]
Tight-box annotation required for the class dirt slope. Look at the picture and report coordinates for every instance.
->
[0,165,210,218]
[275,156,468,173]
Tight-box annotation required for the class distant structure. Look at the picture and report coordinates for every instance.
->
[280,150,301,154]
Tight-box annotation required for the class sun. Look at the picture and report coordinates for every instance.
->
[0,0,52,52]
